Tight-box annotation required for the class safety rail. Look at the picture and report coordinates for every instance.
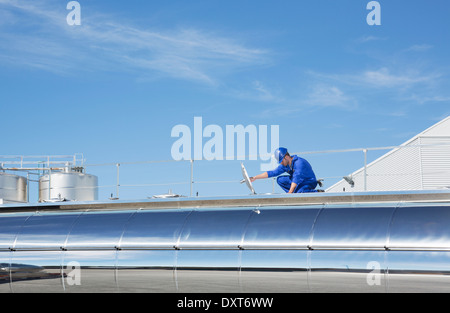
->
[1,143,450,203]
[0,154,84,169]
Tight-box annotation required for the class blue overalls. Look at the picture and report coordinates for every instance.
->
[267,155,318,193]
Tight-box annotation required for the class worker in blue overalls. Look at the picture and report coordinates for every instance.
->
[250,147,322,193]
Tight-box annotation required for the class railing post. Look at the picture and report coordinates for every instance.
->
[27,172,30,203]
[48,168,52,200]
[116,163,120,199]
[190,159,194,197]
[363,149,368,191]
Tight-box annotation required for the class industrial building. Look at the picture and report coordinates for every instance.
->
[1,118,450,293]
[327,116,450,192]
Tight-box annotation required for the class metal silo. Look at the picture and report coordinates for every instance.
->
[0,172,27,203]
[39,168,98,202]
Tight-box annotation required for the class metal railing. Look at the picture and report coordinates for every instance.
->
[1,142,450,203]
[0,154,84,169]
[82,141,450,200]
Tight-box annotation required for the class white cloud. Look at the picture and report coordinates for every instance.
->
[356,35,388,43]
[0,0,269,84]
[309,67,440,90]
[404,94,450,104]
[305,85,357,109]
[251,81,279,102]
[361,67,437,88]
[255,84,357,118]
[404,44,433,52]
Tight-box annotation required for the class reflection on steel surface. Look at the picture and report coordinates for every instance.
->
[0,191,450,292]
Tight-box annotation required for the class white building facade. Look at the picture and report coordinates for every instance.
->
[327,116,450,192]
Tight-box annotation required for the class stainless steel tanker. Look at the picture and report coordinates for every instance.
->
[1,190,450,293]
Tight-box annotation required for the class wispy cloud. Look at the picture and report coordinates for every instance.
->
[403,94,450,104]
[251,80,279,102]
[0,0,269,84]
[309,67,440,90]
[305,85,357,109]
[255,84,358,118]
[254,62,447,119]
[404,44,434,52]
[356,35,388,43]
[361,67,439,88]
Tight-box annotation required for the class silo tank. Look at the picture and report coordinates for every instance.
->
[0,172,27,203]
[39,171,98,202]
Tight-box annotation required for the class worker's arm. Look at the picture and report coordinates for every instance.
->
[250,172,268,182]
[288,182,298,193]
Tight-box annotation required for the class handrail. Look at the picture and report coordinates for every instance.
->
[1,142,450,203]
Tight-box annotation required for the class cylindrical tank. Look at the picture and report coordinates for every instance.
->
[38,170,98,202]
[0,172,27,203]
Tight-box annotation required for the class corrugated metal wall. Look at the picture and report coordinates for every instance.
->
[328,139,423,192]
[366,138,422,191]
[420,137,450,190]
[327,116,450,192]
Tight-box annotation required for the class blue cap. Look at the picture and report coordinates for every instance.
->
[274,147,288,163]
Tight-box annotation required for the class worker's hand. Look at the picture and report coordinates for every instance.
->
[288,182,297,193]
[249,172,267,183]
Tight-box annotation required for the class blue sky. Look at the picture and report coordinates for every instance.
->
[1,0,450,201]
